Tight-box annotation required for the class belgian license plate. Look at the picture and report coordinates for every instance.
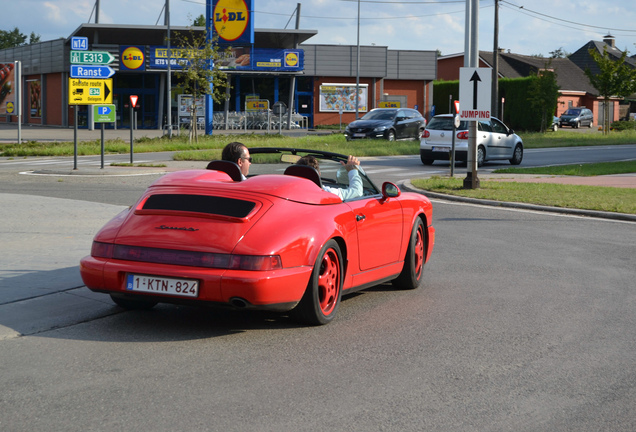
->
[126,274,199,298]
[432,146,450,152]
[353,133,366,138]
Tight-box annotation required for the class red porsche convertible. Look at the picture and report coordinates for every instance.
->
[80,148,435,325]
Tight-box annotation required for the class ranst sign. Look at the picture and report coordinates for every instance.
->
[70,65,115,79]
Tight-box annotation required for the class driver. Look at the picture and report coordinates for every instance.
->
[296,155,363,200]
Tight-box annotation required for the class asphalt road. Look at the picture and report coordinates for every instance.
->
[1,149,635,431]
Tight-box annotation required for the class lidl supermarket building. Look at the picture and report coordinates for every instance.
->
[0,21,436,131]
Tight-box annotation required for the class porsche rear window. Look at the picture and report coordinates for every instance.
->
[143,194,256,217]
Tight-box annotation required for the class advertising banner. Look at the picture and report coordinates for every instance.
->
[28,79,41,117]
[218,48,304,72]
[319,84,368,112]
[178,94,205,126]
[0,63,16,115]
[148,46,190,70]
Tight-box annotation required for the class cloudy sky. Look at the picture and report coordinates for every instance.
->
[4,0,636,57]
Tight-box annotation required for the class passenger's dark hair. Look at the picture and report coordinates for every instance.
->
[297,155,320,172]
[221,142,247,164]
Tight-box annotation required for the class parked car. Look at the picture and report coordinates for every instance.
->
[559,107,594,128]
[551,116,559,132]
[419,114,523,167]
[345,108,426,141]
[80,148,435,326]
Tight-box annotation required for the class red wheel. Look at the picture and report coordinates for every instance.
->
[393,218,426,290]
[317,246,341,316]
[292,240,343,325]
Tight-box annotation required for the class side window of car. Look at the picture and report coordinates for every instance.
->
[490,118,508,134]
[479,121,492,132]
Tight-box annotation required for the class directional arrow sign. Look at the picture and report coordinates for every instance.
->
[70,65,115,79]
[70,50,115,65]
[459,67,492,121]
[68,78,113,105]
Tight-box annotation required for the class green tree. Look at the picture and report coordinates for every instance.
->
[193,14,206,27]
[527,63,560,132]
[0,27,40,49]
[173,26,231,141]
[586,47,636,134]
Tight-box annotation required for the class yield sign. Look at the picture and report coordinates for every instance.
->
[130,95,139,108]
[459,67,492,120]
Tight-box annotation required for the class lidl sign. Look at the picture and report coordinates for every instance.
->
[120,46,146,71]
[210,0,254,45]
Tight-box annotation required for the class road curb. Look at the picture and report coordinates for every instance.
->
[401,180,636,223]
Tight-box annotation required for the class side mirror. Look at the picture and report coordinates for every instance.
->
[382,182,401,199]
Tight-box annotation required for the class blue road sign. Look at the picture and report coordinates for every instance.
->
[71,37,89,51]
[70,65,115,79]
[98,106,112,115]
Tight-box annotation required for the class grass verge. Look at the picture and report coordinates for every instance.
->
[2,129,635,158]
[411,176,636,214]
[494,160,636,176]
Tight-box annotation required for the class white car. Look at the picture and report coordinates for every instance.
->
[420,115,523,167]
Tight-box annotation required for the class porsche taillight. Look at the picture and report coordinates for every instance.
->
[90,241,282,271]
[91,241,114,258]
[457,131,469,139]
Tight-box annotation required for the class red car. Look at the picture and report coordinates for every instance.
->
[80,148,435,325]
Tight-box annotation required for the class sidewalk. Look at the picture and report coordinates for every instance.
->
[0,123,314,143]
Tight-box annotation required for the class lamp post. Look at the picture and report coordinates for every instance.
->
[355,0,361,119]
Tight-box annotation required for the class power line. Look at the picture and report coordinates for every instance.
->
[500,0,636,34]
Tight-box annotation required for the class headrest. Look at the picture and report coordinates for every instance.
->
[206,160,242,181]
[284,164,322,188]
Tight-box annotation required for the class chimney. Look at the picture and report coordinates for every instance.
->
[603,34,616,48]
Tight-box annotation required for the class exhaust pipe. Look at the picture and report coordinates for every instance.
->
[230,297,249,308]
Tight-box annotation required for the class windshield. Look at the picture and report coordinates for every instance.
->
[361,110,397,121]
[564,109,581,115]
[427,116,468,131]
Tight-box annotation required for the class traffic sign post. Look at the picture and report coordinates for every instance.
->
[94,104,116,169]
[459,66,491,189]
[129,95,139,163]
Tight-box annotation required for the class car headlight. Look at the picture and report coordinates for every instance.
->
[373,125,388,132]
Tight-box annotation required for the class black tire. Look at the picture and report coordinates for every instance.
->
[416,128,425,140]
[421,155,434,165]
[110,294,158,310]
[509,144,523,165]
[291,240,343,325]
[386,130,396,142]
[575,121,580,128]
[552,123,558,132]
[589,121,593,128]
[477,145,486,167]
[393,218,426,290]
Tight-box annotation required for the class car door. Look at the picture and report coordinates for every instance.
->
[477,120,497,158]
[394,109,410,139]
[345,195,403,271]
[489,118,515,159]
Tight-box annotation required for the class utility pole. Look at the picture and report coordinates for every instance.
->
[492,0,499,118]
[463,0,480,190]
[165,0,173,137]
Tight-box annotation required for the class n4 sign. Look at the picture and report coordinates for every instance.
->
[130,95,139,108]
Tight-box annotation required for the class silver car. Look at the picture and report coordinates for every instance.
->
[420,115,523,167]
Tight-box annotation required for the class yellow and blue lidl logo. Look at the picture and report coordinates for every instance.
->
[120,46,145,70]
[214,0,250,42]
[285,52,299,67]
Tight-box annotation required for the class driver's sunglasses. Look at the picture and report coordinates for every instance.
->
[242,156,253,163]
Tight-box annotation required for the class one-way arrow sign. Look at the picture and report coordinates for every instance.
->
[70,65,115,79]
[459,67,492,121]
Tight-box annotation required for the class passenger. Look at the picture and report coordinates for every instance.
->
[297,155,363,200]
[221,141,251,180]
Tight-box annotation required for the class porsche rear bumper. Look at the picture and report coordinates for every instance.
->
[80,256,313,312]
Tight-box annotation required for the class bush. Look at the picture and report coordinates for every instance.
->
[610,120,636,131]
